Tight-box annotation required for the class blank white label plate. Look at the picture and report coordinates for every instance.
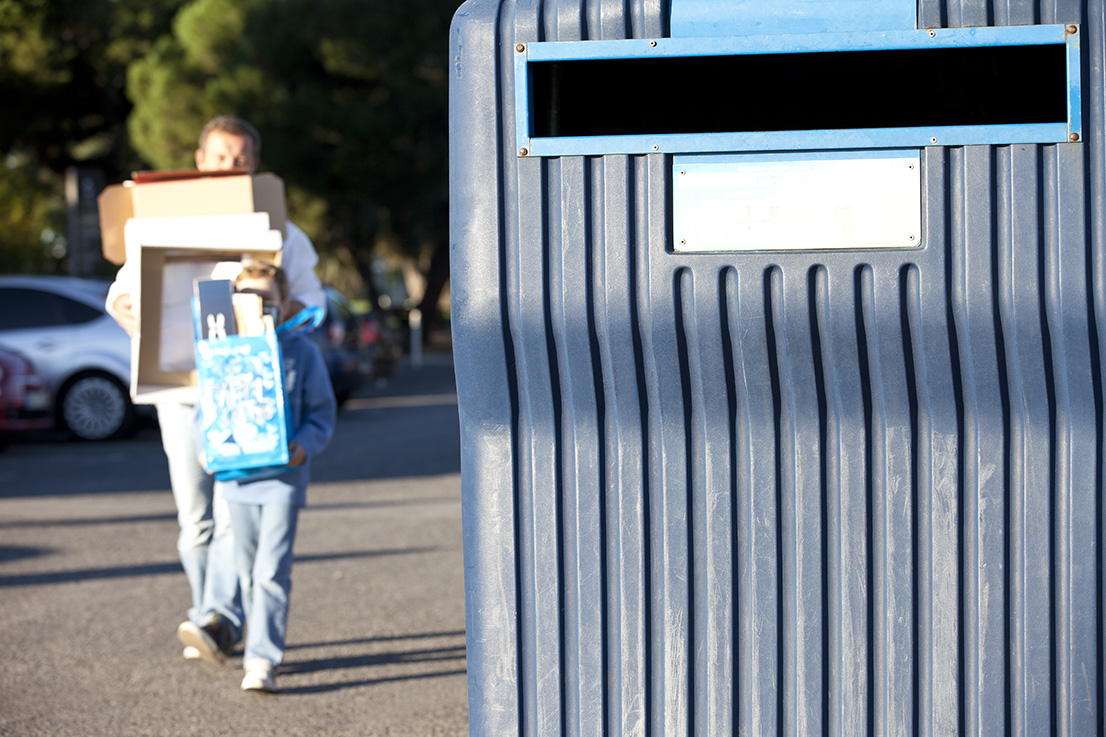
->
[673,150,922,252]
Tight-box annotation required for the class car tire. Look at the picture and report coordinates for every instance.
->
[58,371,135,441]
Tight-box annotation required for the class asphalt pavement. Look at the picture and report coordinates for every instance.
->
[0,353,467,736]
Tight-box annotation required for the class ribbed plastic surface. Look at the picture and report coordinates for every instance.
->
[450,1,1103,734]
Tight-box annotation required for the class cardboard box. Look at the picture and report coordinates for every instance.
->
[124,213,284,404]
[98,171,287,265]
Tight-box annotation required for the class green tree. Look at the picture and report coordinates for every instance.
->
[127,0,455,324]
[0,154,65,273]
[0,0,188,272]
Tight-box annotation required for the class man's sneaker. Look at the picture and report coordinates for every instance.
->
[182,646,203,661]
[176,615,234,665]
[241,659,277,693]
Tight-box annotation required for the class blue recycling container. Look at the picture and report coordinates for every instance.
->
[450,1,1101,734]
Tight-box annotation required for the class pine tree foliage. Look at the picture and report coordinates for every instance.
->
[127,0,456,311]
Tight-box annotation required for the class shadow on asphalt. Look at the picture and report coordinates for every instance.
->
[0,497,456,530]
[279,667,469,696]
[278,629,468,695]
[283,644,466,675]
[0,512,178,528]
[0,546,442,587]
[0,545,53,563]
[0,559,184,587]
[0,355,461,497]
[286,629,466,650]
[268,628,471,690]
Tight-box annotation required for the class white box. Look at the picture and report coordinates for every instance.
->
[124,213,284,404]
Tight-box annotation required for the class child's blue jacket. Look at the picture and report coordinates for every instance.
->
[216,331,336,507]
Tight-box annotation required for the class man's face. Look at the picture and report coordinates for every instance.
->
[195,129,257,172]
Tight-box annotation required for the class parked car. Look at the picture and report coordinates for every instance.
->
[308,287,376,406]
[0,275,135,440]
[0,344,53,446]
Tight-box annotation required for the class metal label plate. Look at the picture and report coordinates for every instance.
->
[672,150,922,252]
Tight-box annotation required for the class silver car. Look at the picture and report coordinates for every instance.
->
[0,275,135,440]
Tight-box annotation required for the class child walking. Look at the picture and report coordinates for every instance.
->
[189,261,336,693]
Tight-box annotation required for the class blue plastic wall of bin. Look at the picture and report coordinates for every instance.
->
[450,0,1104,735]
[670,0,917,36]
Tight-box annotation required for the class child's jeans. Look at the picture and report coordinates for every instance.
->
[228,501,300,665]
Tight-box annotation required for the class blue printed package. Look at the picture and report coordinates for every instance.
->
[195,331,290,472]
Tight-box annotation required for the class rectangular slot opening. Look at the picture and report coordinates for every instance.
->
[530,44,1068,138]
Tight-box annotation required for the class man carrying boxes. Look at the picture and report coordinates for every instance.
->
[101,116,327,663]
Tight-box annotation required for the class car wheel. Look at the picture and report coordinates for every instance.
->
[58,371,135,441]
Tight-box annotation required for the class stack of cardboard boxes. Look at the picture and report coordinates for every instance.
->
[98,171,287,405]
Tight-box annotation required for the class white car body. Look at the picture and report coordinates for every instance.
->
[0,275,134,439]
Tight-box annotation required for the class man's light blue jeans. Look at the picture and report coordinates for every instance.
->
[156,400,242,640]
[227,501,300,665]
